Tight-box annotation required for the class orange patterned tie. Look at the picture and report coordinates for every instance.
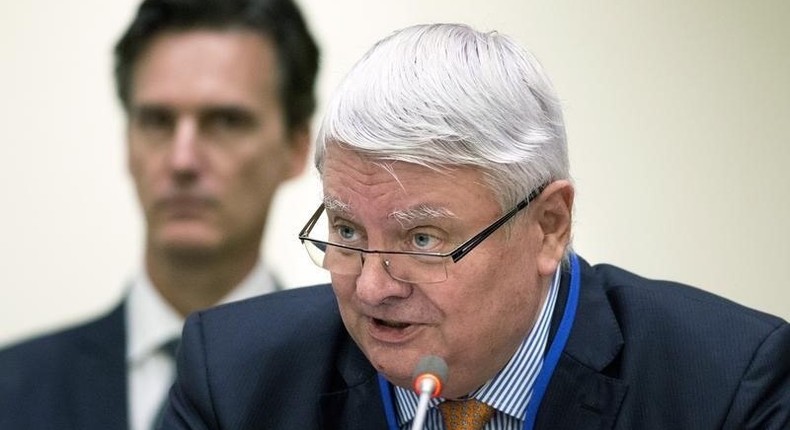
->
[438,399,495,430]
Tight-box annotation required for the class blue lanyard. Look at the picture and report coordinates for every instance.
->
[378,253,581,430]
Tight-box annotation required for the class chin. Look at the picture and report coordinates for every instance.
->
[362,342,422,389]
[372,356,415,390]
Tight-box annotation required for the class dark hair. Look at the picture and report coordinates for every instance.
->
[114,0,319,131]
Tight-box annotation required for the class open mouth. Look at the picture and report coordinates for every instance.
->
[367,317,420,343]
[373,318,411,330]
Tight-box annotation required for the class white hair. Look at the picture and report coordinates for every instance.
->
[315,23,569,209]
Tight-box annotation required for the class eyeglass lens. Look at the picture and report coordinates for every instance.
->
[303,240,449,283]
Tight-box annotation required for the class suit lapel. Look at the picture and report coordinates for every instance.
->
[319,333,389,430]
[70,303,129,430]
[535,257,628,430]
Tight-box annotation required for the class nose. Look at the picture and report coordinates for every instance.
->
[355,253,411,306]
[169,117,201,180]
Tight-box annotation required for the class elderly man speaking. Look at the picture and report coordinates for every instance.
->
[160,24,789,429]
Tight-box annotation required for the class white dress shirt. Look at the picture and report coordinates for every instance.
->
[125,263,278,430]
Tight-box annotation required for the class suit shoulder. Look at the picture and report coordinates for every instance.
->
[574,260,790,427]
[0,304,124,376]
[194,284,337,322]
[185,284,341,348]
[590,262,786,331]
[178,284,347,391]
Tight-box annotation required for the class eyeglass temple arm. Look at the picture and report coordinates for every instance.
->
[448,184,546,262]
[298,203,326,239]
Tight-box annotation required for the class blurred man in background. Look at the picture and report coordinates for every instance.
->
[0,0,319,429]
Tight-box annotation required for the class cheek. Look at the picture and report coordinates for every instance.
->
[331,275,362,332]
[442,243,539,329]
[330,274,356,304]
[439,277,539,370]
[207,152,268,207]
[236,144,291,193]
[128,149,159,199]
[127,142,146,178]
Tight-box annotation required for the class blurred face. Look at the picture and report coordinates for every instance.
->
[322,146,557,399]
[128,30,308,258]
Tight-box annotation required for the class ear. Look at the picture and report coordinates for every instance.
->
[285,124,311,179]
[532,180,574,277]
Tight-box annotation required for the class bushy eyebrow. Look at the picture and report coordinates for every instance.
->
[322,195,457,227]
[389,205,457,228]
[323,195,351,215]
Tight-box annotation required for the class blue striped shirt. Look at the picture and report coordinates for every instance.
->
[392,266,561,430]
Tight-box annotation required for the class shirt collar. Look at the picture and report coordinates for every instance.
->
[126,262,277,364]
[393,265,562,426]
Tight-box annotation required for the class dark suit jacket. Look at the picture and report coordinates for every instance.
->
[0,303,128,429]
[162,257,789,429]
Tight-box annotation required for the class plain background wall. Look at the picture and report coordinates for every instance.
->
[1,0,787,347]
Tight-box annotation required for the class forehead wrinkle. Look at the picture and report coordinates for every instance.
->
[374,160,407,192]
[389,205,457,228]
[372,160,457,226]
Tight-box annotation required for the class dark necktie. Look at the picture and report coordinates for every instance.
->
[438,399,495,430]
[152,338,180,430]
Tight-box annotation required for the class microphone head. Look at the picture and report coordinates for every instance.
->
[411,355,448,397]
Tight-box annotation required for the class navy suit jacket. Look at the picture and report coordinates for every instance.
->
[0,303,129,429]
[162,257,789,429]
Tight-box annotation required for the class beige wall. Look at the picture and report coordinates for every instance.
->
[1,0,787,347]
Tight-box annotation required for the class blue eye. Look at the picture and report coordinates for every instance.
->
[411,232,439,250]
[338,225,356,240]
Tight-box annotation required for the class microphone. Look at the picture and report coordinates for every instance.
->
[410,355,448,430]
